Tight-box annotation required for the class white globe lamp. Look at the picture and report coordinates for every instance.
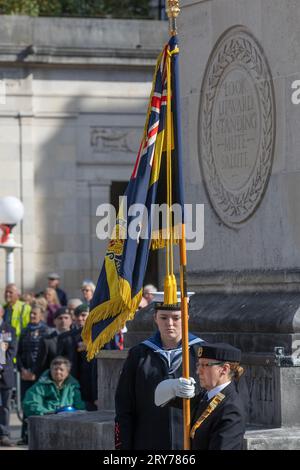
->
[0,196,24,226]
[0,196,24,284]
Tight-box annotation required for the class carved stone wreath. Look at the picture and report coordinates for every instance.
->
[198,26,276,228]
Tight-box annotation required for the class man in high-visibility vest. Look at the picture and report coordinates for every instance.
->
[3,284,31,339]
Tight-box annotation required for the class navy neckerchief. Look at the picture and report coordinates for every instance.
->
[142,331,203,374]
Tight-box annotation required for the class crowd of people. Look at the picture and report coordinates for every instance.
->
[0,275,247,450]
[0,274,157,447]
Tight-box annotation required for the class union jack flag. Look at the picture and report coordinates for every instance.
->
[131,44,168,178]
[82,35,185,359]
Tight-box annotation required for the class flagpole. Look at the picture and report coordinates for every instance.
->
[179,226,191,450]
[166,0,191,451]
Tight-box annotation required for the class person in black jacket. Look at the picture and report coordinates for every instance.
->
[33,307,73,378]
[0,305,17,447]
[47,272,68,306]
[57,304,89,375]
[17,304,52,400]
[16,304,52,444]
[114,300,203,450]
[57,304,97,410]
[155,342,247,450]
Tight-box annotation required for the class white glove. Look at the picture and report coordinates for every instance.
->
[176,377,196,398]
[155,377,196,407]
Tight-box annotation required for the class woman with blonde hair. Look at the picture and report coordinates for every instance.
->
[44,287,60,327]
[32,297,48,322]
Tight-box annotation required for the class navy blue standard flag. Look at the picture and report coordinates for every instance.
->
[82,35,185,359]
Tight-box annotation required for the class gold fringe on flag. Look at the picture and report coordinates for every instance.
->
[82,260,143,360]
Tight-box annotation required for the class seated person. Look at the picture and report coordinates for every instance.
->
[22,356,86,418]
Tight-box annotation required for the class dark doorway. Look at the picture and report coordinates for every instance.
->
[110,181,159,289]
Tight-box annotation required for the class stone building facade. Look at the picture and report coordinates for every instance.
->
[0,15,168,297]
[179,0,300,294]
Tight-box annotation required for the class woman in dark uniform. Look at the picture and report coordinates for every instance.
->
[114,300,203,450]
[155,342,246,450]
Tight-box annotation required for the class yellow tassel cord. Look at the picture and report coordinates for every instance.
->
[163,48,177,306]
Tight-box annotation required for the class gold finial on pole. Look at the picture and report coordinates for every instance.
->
[166,0,180,36]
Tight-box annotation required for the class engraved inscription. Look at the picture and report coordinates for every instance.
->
[90,127,139,154]
[198,26,276,227]
[212,69,260,191]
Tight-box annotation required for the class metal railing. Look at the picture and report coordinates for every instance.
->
[11,369,23,422]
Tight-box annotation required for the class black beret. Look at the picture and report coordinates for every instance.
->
[74,304,89,316]
[155,302,181,311]
[54,307,71,319]
[197,342,241,363]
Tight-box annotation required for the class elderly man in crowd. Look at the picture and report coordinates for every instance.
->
[143,284,157,304]
[67,298,83,322]
[3,284,31,339]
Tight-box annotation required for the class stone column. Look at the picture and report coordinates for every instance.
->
[96,350,128,411]
[0,69,34,292]
[18,113,35,291]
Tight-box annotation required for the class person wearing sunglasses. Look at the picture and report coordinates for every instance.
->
[155,342,246,450]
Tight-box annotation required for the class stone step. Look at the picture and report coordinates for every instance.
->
[29,411,300,450]
[28,410,115,450]
[244,427,300,450]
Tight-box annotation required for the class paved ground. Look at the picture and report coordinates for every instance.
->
[1,412,28,450]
